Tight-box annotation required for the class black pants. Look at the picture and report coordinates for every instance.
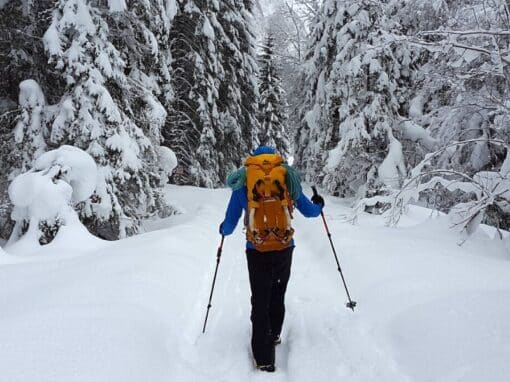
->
[246,246,293,366]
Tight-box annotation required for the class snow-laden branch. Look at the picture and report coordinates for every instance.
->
[410,39,510,66]
[419,29,510,37]
[351,135,510,240]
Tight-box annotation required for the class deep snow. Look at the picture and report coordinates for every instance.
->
[1,185,509,382]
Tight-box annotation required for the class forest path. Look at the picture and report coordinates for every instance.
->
[161,185,411,381]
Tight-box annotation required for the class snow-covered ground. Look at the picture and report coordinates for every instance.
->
[1,185,509,382]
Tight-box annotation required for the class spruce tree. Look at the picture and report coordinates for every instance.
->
[258,35,290,158]
[164,0,260,186]
[215,0,260,163]
[164,0,221,186]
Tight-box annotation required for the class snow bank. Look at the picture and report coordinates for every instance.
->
[0,245,24,265]
[7,146,99,252]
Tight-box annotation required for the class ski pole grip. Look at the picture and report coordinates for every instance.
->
[312,186,318,197]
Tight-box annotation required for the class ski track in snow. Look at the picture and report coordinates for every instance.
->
[1,185,510,381]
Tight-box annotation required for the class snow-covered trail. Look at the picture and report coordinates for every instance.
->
[1,185,510,382]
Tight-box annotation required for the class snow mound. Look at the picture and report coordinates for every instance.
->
[7,146,100,252]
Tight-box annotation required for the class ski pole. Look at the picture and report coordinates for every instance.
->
[202,235,225,333]
[312,186,357,311]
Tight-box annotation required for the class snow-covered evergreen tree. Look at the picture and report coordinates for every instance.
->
[164,0,221,186]
[258,35,290,157]
[215,0,260,171]
[295,0,424,201]
[164,0,259,186]
[1,1,178,240]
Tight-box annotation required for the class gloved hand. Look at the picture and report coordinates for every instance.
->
[311,193,325,208]
[219,222,224,235]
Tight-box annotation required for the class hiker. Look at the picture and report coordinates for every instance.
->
[219,145,324,372]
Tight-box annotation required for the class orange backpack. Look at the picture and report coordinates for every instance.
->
[245,153,294,252]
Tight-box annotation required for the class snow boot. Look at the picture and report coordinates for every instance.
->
[257,364,276,372]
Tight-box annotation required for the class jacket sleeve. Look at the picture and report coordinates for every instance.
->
[221,189,244,235]
[295,191,322,218]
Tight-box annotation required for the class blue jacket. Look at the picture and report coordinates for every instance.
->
[221,187,322,249]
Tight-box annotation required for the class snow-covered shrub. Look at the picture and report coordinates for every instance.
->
[386,140,510,238]
[8,146,98,246]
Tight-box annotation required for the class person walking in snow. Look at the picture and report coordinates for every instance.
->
[219,146,324,372]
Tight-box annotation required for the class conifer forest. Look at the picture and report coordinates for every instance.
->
[2,2,510,381]
[1,0,509,242]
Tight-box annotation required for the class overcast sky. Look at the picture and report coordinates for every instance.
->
[255,0,278,15]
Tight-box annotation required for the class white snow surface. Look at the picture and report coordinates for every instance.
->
[1,185,510,381]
